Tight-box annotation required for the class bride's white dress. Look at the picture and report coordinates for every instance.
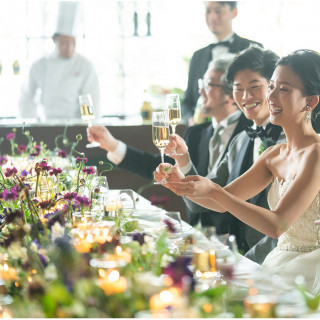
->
[262,177,320,295]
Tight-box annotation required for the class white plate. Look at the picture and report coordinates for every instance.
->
[132,208,165,221]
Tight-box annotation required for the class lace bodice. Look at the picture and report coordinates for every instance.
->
[268,177,320,252]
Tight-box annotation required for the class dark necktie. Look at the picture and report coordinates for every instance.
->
[210,41,231,49]
[244,124,272,141]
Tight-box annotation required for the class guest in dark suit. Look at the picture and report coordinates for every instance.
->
[155,46,284,263]
[87,58,251,232]
[183,1,263,127]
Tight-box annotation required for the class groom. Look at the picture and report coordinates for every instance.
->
[168,46,285,263]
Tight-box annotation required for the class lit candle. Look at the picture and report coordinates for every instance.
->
[0,264,17,281]
[149,287,182,310]
[98,269,127,295]
[73,239,92,253]
[244,294,276,318]
[115,246,132,263]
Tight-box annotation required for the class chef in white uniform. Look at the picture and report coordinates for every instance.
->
[18,2,100,121]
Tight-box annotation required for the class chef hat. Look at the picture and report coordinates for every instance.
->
[54,1,82,38]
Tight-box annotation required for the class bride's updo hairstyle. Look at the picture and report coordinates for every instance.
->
[276,49,320,132]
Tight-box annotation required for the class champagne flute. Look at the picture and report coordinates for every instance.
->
[161,211,184,249]
[152,110,170,184]
[79,94,100,148]
[166,94,182,156]
[118,189,136,216]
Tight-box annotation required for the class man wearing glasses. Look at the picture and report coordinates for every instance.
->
[182,1,262,127]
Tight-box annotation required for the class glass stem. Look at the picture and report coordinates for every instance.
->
[160,148,165,163]
[170,125,176,134]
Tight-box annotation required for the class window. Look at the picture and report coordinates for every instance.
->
[0,0,319,119]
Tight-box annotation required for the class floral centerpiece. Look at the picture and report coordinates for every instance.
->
[1,127,298,318]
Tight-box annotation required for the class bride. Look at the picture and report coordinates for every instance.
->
[154,49,320,294]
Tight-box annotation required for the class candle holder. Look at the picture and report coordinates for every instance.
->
[72,211,97,226]
[91,221,116,244]
[244,294,276,318]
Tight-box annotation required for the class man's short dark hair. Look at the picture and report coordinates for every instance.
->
[218,1,237,10]
[226,45,279,83]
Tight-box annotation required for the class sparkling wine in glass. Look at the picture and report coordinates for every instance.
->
[79,94,100,148]
[166,94,182,156]
[152,111,170,184]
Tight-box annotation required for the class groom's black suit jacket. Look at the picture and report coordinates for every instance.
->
[182,33,263,122]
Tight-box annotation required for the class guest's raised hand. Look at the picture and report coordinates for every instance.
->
[164,134,191,167]
[87,126,119,152]
[165,134,188,156]
[166,175,221,198]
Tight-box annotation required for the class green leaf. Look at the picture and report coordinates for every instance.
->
[193,285,227,299]
[298,285,320,310]
[47,282,72,305]
[123,220,138,232]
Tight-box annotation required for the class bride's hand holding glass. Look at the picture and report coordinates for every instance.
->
[166,175,222,198]
[154,163,185,186]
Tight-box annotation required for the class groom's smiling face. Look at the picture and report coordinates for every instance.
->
[232,69,270,126]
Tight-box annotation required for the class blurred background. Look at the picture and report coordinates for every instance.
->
[0,0,319,119]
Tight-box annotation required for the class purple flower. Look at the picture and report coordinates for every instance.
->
[82,166,96,175]
[17,144,27,154]
[76,156,88,163]
[30,145,41,157]
[74,195,91,208]
[44,205,67,230]
[4,167,18,177]
[49,167,62,176]
[164,218,176,233]
[0,156,8,166]
[63,192,77,201]
[3,186,18,201]
[39,199,54,210]
[57,149,67,158]
[4,209,23,224]
[131,233,146,245]
[21,169,29,177]
[39,159,51,171]
[163,256,193,289]
[5,132,15,140]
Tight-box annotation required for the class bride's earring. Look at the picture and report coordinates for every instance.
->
[304,106,311,124]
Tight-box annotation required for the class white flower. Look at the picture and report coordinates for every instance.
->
[44,263,58,281]
[51,222,65,242]
[8,242,28,261]
[23,224,31,233]
[160,254,174,268]
[30,242,38,252]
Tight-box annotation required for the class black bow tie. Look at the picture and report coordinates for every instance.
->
[245,125,269,141]
[210,40,231,49]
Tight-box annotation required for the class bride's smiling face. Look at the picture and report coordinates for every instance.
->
[267,65,308,126]
[232,69,270,126]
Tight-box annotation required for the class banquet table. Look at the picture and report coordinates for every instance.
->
[120,191,318,318]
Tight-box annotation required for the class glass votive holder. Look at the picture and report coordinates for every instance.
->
[244,294,276,318]
[72,211,97,226]
[91,220,116,243]
[103,193,121,218]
